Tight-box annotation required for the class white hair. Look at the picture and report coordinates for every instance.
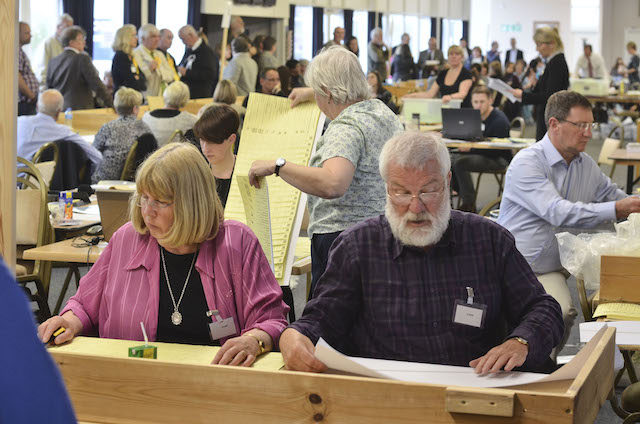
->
[370,27,382,40]
[179,25,197,37]
[305,45,370,105]
[58,13,73,26]
[37,89,64,117]
[138,23,159,41]
[385,191,451,247]
[379,131,451,180]
[114,87,143,116]
[163,81,191,109]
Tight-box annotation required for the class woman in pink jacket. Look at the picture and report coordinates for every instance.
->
[39,142,289,367]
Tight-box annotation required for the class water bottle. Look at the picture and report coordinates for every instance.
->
[64,108,73,127]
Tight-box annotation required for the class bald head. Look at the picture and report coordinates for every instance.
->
[37,89,64,118]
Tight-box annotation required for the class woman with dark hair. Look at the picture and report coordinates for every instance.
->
[367,70,398,114]
[277,65,292,96]
[193,104,240,207]
[390,44,417,82]
[346,36,359,57]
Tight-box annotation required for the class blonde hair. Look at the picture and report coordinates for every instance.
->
[112,24,137,55]
[163,81,190,109]
[213,80,238,105]
[628,41,637,51]
[130,143,224,248]
[114,87,143,116]
[533,27,563,51]
[447,45,463,57]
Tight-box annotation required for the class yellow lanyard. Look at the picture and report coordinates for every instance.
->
[167,54,180,81]
[130,55,140,75]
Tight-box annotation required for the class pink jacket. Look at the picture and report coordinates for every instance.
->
[61,220,289,347]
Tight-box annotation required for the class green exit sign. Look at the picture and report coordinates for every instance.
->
[501,24,522,33]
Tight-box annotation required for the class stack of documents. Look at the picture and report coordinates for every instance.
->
[593,303,640,321]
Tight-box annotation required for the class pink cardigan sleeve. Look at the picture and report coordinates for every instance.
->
[60,241,114,334]
[230,223,290,349]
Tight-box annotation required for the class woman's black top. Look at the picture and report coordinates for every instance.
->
[111,50,147,95]
[376,89,399,114]
[436,67,473,107]
[156,248,214,345]
[522,53,569,141]
[391,56,417,82]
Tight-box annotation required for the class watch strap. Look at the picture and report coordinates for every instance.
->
[244,333,266,356]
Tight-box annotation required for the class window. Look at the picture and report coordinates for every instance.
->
[381,15,429,61]
[155,0,189,62]
[93,0,124,79]
[352,10,369,72]
[441,19,463,58]
[293,6,313,61]
[21,0,63,80]
[323,9,344,44]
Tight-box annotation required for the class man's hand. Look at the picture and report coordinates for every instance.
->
[469,338,528,375]
[289,87,314,108]
[616,196,640,219]
[279,328,328,373]
[248,160,276,188]
[177,66,187,76]
[510,88,523,100]
[148,60,159,72]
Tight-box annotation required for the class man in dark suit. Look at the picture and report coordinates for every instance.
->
[416,37,445,79]
[46,26,113,110]
[505,37,524,66]
[177,25,219,99]
[159,28,180,81]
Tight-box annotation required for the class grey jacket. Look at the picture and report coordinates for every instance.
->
[223,52,258,97]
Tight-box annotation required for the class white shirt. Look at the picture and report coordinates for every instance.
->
[575,53,607,79]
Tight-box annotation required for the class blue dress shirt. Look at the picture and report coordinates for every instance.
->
[497,133,627,274]
[17,112,102,166]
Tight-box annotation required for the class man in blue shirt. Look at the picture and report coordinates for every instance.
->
[17,89,102,167]
[498,90,640,356]
[0,258,76,423]
[280,131,563,375]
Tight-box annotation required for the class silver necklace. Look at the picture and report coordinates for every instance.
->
[160,247,198,326]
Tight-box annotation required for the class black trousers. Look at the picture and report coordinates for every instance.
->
[18,101,36,116]
[309,231,342,300]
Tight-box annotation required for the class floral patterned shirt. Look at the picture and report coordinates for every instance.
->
[307,98,403,237]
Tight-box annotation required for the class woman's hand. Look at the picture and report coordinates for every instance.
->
[248,160,276,188]
[441,94,452,103]
[289,87,314,108]
[38,312,82,345]
[510,88,523,100]
[212,335,261,367]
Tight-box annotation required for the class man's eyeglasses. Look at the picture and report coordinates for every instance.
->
[387,184,445,206]
[559,119,599,131]
[136,195,173,212]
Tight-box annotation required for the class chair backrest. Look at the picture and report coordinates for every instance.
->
[32,142,59,166]
[16,157,54,279]
[169,129,185,143]
[120,140,139,181]
[598,137,622,167]
[509,117,525,138]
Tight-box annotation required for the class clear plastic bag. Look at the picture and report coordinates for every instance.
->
[557,213,640,290]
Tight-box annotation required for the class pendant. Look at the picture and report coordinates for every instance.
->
[171,311,182,326]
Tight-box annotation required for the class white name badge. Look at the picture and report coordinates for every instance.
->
[130,65,137,74]
[453,299,487,328]
[208,316,237,341]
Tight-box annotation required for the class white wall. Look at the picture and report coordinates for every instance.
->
[602,0,640,71]
[470,0,572,67]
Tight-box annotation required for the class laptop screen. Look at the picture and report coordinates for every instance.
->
[441,108,484,140]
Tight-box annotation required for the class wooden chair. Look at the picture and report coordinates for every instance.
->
[478,195,502,218]
[598,125,624,178]
[31,142,59,187]
[16,157,53,323]
[169,129,185,143]
[120,140,139,181]
[32,141,59,165]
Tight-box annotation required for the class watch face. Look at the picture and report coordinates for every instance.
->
[276,158,285,166]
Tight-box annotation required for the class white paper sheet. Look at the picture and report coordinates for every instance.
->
[488,77,520,103]
[314,325,610,388]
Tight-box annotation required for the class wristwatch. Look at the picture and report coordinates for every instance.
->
[275,158,286,177]
[513,336,529,347]
[244,333,266,356]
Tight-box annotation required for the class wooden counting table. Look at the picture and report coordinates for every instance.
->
[51,328,616,423]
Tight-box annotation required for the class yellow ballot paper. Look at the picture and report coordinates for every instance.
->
[236,175,274,269]
[593,302,640,321]
[224,93,324,285]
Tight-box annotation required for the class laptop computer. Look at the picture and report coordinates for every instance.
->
[441,108,486,141]
[97,189,134,242]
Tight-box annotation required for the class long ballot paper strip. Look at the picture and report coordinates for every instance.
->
[236,175,274,269]
[314,325,611,388]
[224,93,324,286]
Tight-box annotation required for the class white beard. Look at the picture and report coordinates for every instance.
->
[385,192,451,248]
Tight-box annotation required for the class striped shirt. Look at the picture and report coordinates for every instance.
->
[497,133,627,274]
[61,220,289,347]
[290,211,563,371]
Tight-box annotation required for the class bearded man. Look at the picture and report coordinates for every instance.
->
[279,131,563,375]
